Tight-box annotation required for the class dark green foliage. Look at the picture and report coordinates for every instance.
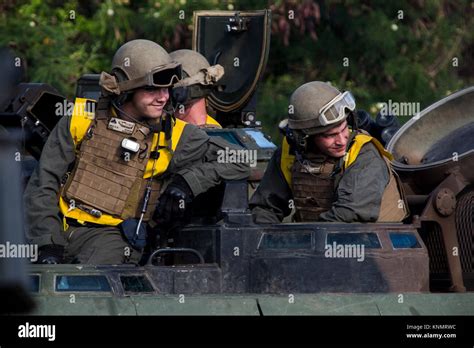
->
[1,0,472,142]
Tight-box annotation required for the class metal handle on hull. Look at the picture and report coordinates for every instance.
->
[147,247,205,265]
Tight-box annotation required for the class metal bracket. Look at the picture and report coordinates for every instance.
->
[420,169,468,292]
[226,12,250,33]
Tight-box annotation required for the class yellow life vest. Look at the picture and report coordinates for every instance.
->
[279,133,407,222]
[204,115,222,128]
[280,133,393,186]
[59,98,186,227]
[343,133,393,169]
[280,137,295,186]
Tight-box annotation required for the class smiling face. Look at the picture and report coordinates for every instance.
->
[312,120,350,158]
[124,87,170,120]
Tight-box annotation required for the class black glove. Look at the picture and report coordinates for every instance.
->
[154,175,193,225]
[37,244,64,264]
[119,219,148,251]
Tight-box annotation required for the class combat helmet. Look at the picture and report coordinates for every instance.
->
[99,39,182,95]
[288,81,355,135]
[169,49,224,105]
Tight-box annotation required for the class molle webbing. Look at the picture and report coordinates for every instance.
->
[291,156,337,222]
[63,116,159,220]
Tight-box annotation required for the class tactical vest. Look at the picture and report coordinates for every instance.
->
[58,98,186,227]
[280,134,408,222]
[291,154,338,221]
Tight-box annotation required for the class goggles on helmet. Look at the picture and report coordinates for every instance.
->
[318,91,356,126]
[118,62,182,92]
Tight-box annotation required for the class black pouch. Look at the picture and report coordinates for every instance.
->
[119,219,148,251]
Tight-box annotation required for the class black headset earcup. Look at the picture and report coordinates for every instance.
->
[113,93,129,106]
[171,86,189,106]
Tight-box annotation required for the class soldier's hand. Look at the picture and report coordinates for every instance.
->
[154,176,193,225]
[36,244,64,264]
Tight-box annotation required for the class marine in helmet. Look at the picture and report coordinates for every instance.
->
[169,49,223,128]
[250,81,408,223]
[24,39,249,264]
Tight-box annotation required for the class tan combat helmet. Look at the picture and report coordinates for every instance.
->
[99,39,182,95]
[169,49,224,103]
[288,81,356,135]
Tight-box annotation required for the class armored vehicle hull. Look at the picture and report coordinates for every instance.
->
[1,10,472,316]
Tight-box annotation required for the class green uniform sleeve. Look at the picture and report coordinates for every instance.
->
[23,115,76,247]
[318,143,390,222]
[249,147,293,224]
[170,124,250,197]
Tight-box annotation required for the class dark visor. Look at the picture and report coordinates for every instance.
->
[152,65,182,87]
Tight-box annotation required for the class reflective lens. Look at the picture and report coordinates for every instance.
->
[319,91,356,126]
